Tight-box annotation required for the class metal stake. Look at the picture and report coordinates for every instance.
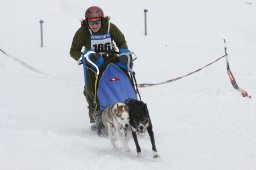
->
[39,20,44,47]
[144,9,148,36]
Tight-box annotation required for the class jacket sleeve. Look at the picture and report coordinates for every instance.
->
[110,23,128,49]
[69,28,85,61]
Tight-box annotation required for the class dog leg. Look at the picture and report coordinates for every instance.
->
[108,124,118,150]
[125,131,132,144]
[132,131,141,157]
[112,119,131,153]
[111,138,118,150]
[124,131,132,153]
[147,126,160,158]
[124,144,131,153]
[117,131,131,153]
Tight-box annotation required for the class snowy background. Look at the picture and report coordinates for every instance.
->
[1,0,256,169]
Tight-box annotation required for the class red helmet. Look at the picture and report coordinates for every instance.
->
[85,6,104,20]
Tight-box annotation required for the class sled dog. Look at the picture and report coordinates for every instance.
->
[126,99,160,158]
[101,102,132,152]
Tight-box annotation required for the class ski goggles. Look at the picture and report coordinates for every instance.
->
[87,17,102,26]
[88,20,102,26]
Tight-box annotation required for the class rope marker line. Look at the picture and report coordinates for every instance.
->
[137,40,251,98]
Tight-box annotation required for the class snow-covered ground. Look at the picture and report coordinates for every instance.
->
[1,0,256,169]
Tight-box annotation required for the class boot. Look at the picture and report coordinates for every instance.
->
[88,106,96,123]
[96,111,103,136]
[91,110,104,135]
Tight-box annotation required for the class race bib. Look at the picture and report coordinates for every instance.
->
[91,33,113,52]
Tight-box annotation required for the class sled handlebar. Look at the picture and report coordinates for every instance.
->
[78,51,137,74]
[84,51,100,75]
[77,51,100,75]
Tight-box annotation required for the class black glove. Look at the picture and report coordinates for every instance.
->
[89,53,104,67]
[117,54,133,70]
[89,53,100,62]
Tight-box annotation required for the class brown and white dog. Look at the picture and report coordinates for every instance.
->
[101,102,132,152]
[125,99,160,158]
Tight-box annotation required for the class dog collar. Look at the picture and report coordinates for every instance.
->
[131,126,137,132]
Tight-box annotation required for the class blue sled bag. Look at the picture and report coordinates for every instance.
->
[97,63,137,110]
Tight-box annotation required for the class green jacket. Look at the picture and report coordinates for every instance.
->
[70,20,128,61]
